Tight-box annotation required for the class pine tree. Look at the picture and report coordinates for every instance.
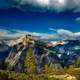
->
[74,56,80,68]
[69,65,74,69]
[44,63,54,74]
[24,47,37,74]
[43,63,56,80]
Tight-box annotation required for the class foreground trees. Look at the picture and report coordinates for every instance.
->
[74,57,80,68]
[0,47,79,80]
[24,47,37,74]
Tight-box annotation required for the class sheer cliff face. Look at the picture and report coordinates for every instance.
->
[3,35,61,72]
[5,35,33,70]
[0,35,80,72]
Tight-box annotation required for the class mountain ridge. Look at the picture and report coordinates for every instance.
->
[0,34,80,72]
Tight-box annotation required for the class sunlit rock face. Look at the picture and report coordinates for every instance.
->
[0,35,80,72]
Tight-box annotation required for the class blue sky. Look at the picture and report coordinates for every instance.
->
[0,8,80,33]
[0,0,80,40]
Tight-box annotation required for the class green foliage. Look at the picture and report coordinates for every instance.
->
[0,67,80,80]
[0,70,27,80]
[74,57,80,68]
[44,63,55,74]
[0,69,61,80]
[0,47,80,80]
[24,47,37,74]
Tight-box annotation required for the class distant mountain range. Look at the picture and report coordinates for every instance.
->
[0,35,80,72]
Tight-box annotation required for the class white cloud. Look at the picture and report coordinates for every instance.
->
[13,29,55,40]
[74,32,80,39]
[75,17,80,23]
[0,28,55,40]
[36,0,50,6]
[48,28,57,32]
[58,0,65,4]
[0,28,80,40]
[57,29,74,38]
[1,0,80,12]
[40,34,55,40]
[12,0,80,12]
[49,28,80,40]
[0,29,11,34]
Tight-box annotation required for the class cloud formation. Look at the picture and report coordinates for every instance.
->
[1,27,80,41]
[1,0,80,12]
[49,28,80,40]
[75,17,80,23]
[0,28,55,40]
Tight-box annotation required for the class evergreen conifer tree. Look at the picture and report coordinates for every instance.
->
[74,56,80,68]
[24,47,37,74]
